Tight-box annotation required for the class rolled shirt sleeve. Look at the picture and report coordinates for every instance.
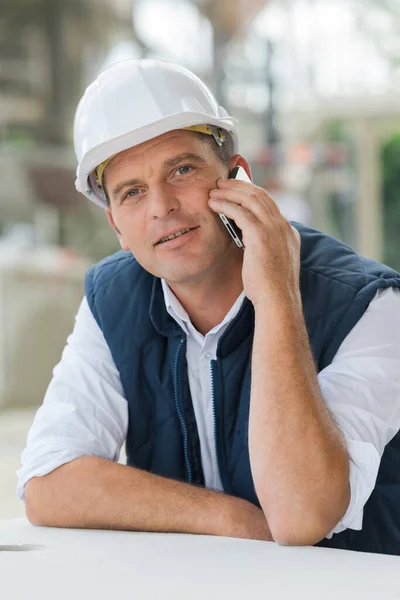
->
[16,297,128,501]
[317,287,400,538]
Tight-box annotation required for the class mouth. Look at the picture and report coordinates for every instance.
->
[155,227,198,245]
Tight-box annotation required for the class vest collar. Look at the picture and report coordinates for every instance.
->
[149,276,254,353]
[149,277,184,337]
[217,296,254,357]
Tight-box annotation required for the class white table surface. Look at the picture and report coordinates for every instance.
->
[1,518,399,600]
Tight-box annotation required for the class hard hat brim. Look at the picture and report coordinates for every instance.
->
[75,112,238,209]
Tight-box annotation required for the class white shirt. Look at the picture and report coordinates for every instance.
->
[17,286,400,539]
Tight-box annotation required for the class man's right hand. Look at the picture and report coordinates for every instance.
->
[25,456,273,542]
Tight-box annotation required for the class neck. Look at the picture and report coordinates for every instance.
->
[167,260,244,336]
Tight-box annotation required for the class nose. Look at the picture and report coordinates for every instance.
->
[148,184,180,220]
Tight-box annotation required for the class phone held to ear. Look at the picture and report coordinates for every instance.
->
[217,166,251,249]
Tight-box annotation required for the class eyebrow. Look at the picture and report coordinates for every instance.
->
[110,152,207,199]
[163,152,206,170]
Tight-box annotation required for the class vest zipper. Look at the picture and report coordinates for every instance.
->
[210,360,224,492]
[173,338,192,483]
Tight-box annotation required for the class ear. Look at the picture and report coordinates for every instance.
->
[106,208,129,251]
[228,154,252,181]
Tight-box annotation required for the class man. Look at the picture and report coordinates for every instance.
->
[18,59,400,554]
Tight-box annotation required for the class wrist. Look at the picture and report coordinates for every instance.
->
[209,494,239,537]
[205,493,247,537]
[187,489,239,537]
[252,287,302,317]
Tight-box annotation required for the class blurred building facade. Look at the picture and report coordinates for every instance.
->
[2,0,400,267]
[218,0,400,268]
[0,0,137,255]
[1,0,400,414]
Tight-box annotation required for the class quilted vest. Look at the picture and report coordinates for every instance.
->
[86,223,400,554]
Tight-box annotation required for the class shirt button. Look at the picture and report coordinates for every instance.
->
[205,352,213,360]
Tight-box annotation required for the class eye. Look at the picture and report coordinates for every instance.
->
[122,188,141,202]
[127,188,140,197]
[175,165,193,176]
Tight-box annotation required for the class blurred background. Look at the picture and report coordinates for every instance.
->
[1,0,400,518]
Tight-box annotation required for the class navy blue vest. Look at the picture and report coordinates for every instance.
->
[86,223,400,555]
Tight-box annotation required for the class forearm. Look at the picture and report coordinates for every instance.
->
[24,456,272,540]
[249,295,350,545]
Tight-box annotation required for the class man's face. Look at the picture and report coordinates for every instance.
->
[104,130,243,286]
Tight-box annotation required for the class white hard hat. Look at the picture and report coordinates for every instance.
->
[74,58,238,208]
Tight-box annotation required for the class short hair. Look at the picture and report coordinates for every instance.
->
[103,130,235,206]
[198,131,234,169]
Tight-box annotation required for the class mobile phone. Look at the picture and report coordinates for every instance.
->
[218,166,251,249]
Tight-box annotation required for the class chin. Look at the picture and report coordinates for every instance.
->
[162,261,215,286]
[162,270,201,285]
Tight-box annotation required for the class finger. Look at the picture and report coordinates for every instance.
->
[216,179,283,220]
[208,197,258,232]
[209,187,275,224]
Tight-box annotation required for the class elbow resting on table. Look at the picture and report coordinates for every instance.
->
[270,513,346,547]
[270,522,331,547]
[259,490,350,547]
[24,475,66,528]
[24,478,47,526]
[268,510,341,547]
[256,463,351,546]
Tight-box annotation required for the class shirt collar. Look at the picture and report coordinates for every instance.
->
[161,278,246,337]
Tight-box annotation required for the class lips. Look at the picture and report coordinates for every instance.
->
[155,227,198,245]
